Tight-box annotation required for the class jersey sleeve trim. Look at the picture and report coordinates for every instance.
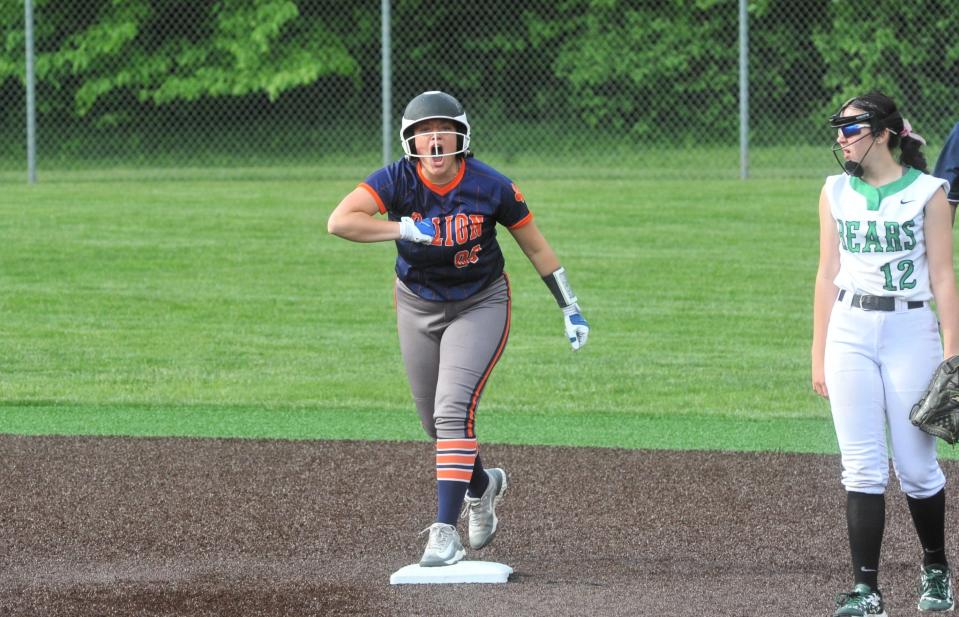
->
[508,212,533,229]
[358,182,387,214]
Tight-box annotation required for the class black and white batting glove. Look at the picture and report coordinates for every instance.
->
[543,266,589,351]
[562,303,589,351]
[398,216,435,244]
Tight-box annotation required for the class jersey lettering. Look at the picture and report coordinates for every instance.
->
[902,220,917,250]
[468,215,484,240]
[444,216,455,247]
[845,221,861,253]
[430,217,443,246]
[862,221,882,253]
[836,218,848,250]
[428,214,485,248]
[883,222,902,252]
[839,218,918,254]
[454,213,469,244]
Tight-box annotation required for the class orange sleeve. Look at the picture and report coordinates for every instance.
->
[359,183,387,214]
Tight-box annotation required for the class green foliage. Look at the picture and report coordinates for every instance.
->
[813,0,959,138]
[1,0,362,115]
[530,0,739,140]
[3,0,959,151]
[389,0,560,123]
[747,0,832,144]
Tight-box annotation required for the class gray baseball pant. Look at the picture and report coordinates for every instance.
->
[395,275,510,439]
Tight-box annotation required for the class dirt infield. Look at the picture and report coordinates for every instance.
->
[3,434,959,616]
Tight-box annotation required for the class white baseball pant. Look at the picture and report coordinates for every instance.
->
[824,293,945,498]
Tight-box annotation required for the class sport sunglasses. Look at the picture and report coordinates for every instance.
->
[829,109,875,138]
[839,123,870,138]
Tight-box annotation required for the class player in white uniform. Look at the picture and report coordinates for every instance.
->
[813,92,959,616]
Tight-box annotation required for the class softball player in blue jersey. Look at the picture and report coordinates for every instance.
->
[327,91,589,567]
[933,121,959,222]
[812,92,959,616]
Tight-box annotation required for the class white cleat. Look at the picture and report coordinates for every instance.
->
[418,522,466,567]
[462,468,507,549]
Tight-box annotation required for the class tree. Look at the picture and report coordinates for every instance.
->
[0,0,365,117]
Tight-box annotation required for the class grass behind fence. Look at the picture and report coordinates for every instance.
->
[1,164,954,456]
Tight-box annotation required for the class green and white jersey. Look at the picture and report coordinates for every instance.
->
[825,167,948,301]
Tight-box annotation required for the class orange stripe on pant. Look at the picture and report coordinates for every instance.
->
[466,275,511,437]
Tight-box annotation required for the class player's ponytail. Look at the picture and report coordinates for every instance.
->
[899,134,929,174]
[843,91,929,173]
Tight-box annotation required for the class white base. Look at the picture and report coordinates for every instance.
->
[390,560,513,585]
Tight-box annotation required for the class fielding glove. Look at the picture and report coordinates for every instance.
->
[910,355,959,444]
[562,303,589,351]
[399,216,435,244]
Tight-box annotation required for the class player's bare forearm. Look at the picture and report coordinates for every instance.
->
[811,236,840,361]
[508,222,561,276]
[925,189,959,355]
[328,186,401,243]
[811,275,837,356]
[933,281,959,357]
[328,211,401,243]
[811,273,838,381]
[812,185,840,396]
[526,246,561,277]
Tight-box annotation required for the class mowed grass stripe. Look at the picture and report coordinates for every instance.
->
[5,403,959,460]
[0,404,837,454]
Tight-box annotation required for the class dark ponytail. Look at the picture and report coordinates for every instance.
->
[838,91,929,173]
[898,136,928,173]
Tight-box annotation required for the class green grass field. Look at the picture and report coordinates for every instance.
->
[2,163,957,456]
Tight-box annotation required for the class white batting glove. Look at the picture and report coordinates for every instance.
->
[562,303,589,351]
[398,216,435,244]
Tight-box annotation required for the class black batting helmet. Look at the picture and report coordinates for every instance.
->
[400,91,471,159]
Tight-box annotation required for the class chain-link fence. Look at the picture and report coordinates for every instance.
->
[2,0,958,180]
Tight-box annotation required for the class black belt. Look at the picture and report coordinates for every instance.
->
[838,289,924,311]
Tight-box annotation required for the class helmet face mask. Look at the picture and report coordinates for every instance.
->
[830,110,875,130]
[400,91,471,159]
[828,96,903,177]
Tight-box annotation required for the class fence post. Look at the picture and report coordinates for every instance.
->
[381,0,392,167]
[738,0,749,180]
[24,0,37,184]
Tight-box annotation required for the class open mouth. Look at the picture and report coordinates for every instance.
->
[427,145,447,167]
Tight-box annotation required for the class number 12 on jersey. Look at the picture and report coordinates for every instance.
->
[881,259,916,291]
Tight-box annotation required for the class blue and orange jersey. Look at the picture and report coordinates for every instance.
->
[360,157,533,301]
[933,121,959,203]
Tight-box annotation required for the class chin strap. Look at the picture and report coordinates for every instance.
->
[832,133,879,178]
